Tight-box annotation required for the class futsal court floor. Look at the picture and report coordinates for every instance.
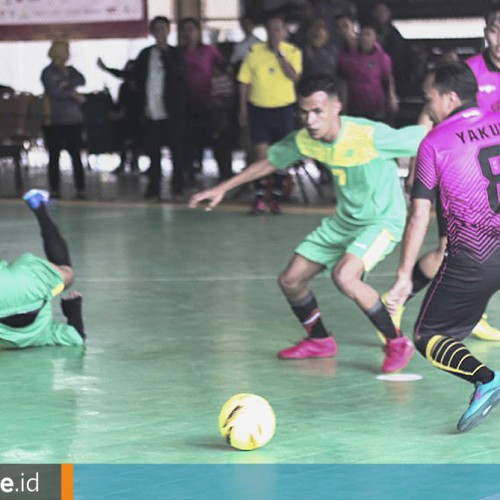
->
[1,170,500,466]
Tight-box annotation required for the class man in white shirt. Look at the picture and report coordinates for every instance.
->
[134,16,186,200]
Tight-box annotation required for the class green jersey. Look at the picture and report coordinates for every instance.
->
[268,116,427,229]
[0,253,82,348]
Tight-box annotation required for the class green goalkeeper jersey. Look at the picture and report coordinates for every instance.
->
[268,116,427,229]
[0,253,82,348]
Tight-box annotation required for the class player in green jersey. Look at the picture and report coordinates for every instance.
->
[189,75,427,373]
[0,190,85,348]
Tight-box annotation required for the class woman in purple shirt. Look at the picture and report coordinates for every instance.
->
[178,18,231,183]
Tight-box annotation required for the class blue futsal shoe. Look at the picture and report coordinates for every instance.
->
[23,189,50,210]
[457,371,500,432]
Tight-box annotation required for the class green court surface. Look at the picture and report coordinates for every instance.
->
[1,200,500,464]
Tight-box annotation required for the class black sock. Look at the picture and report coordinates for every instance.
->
[61,296,85,340]
[33,204,71,266]
[289,292,329,339]
[366,299,399,340]
[415,335,494,384]
[271,174,284,199]
[407,259,432,302]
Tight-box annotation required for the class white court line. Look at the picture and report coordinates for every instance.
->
[78,276,279,283]
[78,271,395,283]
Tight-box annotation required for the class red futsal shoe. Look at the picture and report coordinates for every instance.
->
[381,336,415,373]
[278,336,338,359]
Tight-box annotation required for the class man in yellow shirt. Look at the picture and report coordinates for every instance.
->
[238,13,302,214]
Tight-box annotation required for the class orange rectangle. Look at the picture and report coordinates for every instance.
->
[61,463,74,500]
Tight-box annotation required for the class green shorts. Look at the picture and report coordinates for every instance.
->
[295,216,402,273]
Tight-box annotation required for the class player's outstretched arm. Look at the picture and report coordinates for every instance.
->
[189,159,277,211]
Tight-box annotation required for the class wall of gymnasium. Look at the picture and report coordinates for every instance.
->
[0,0,240,98]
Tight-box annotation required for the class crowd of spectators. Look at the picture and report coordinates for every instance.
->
[9,1,493,203]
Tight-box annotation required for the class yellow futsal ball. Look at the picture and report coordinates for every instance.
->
[218,393,276,451]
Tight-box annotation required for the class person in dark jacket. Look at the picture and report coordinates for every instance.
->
[97,58,142,174]
[134,16,186,200]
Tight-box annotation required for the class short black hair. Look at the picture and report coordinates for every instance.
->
[297,75,339,98]
[149,16,170,31]
[430,61,478,102]
[485,1,500,25]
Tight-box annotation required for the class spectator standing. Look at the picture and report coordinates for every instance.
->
[337,21,398,123]
[335,15,358,53]
[314,0,357,49]
[209,64,237,181]
[134,16,185,200]
[178,17,228,184]
[41,40,86,200]
[288,0,319,51]
[237,13,302,214]
[302,18,337,79]
[371,2,407,86]
[97,59,142,175]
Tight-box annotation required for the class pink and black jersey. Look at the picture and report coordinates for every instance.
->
[466,52,500,112]
[413,106,500,261]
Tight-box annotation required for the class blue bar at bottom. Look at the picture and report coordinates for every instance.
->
[74,464,500,500]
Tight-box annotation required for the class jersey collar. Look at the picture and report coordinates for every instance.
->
[483,50,500,73]
[447,101,479,119]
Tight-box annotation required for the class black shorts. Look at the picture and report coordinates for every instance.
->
[247,103,295,145]
[415,249,500,341]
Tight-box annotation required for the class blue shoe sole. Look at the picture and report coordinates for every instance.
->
[457,387,500,432]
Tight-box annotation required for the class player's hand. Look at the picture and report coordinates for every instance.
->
[386,276,413,314]
[189,188,224,211]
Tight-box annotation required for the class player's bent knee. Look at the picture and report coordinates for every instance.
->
[58,265,75,288]
[277,270,303,296]
[332,266,357,296]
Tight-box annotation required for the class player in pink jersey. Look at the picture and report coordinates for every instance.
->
[466,1,500,113]
[386,5,500,341]
[388,61,500,432]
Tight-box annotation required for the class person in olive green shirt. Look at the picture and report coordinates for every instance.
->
[189,75,427,373]
[0,190,85,348]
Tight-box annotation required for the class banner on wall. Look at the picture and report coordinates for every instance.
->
[0,0,148,40]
